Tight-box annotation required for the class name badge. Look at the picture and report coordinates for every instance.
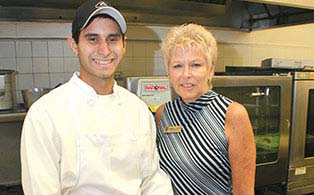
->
[163,126,182,133]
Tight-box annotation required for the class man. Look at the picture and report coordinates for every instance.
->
[20,0,173,194]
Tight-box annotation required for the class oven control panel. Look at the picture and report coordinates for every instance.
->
[125,77,172,113]
[137,78,171,112]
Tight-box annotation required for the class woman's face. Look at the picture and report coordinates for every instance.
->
[168,47,214,103]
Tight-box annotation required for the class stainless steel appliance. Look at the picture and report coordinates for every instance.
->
[287,71,314,195]
[0,69,17,110]
[125,75,293,194]
[125,77,172,113]
[0,111,26,194]
[262,58,314,70]
[212,74,292,194]
[225,66,314,194]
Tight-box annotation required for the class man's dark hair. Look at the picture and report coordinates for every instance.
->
[72,14,125,44]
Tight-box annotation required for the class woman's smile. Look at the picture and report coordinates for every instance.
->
[168,47,212,103]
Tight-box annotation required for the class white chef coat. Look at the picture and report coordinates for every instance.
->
[21,72,173,195]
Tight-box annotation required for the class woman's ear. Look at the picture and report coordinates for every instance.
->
[209,63,215,78]
[67,36,79,56]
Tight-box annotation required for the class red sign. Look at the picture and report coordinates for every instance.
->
[145,84,167,91]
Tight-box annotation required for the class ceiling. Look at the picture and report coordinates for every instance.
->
[0,0,313,31]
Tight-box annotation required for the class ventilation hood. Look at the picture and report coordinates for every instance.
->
[242,0,314,9]
[0,0,313,31]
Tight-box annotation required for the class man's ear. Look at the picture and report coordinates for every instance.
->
[67,36,78,56]
[123,35,127,48]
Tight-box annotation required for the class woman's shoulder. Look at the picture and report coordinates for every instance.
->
[226,102,248,118]
[155,104,165,127]
[225,102,252,135]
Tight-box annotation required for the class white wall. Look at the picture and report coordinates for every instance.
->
[1,21,314,103]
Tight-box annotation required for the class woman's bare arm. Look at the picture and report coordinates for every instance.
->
[225,102,256,195]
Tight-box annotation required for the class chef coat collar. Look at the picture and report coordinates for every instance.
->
[71,72,121,101]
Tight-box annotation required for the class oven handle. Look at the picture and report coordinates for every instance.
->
[251,87,270,97]
[251,92,265,97]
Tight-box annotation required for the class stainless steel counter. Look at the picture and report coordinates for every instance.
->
[0,104,27,122]
[0,111,26,122]
[0,108,25,185]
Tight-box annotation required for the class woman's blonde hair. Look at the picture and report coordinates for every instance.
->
[161,23,217,68]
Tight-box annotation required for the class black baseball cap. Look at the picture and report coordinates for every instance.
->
[71,0,127,36]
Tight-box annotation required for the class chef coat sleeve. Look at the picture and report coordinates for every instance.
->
[140,113,173,195]
[20,106,61,195]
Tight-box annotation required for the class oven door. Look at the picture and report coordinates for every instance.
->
[212,75,292,188]
[288,77,314,194]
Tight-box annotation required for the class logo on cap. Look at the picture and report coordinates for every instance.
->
[95,1,107,8]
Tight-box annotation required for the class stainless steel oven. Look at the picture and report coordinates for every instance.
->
[224,66,314,194]
[288,71,314,195]
[212,75,292,194]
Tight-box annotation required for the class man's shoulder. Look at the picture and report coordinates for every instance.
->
[28,82,70,109]
[117,85,141,100]
[116,85,149,107]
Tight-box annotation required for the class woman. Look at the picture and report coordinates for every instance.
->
[156,23,256,195]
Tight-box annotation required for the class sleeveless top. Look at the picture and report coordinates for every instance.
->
[157,90,233,194]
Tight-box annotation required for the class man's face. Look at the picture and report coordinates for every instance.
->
[69,17,126,87]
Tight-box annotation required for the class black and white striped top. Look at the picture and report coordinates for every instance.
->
[157,90,233,195]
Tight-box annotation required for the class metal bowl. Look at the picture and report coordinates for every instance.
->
[21,87,50,109]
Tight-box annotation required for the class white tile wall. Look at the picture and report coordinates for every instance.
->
[16,41,32,57]
[63,40,76,57]
[32,41,48,57]
[151,57,167,75]
[48,58,64,73]
[118,56,132,74]
[33,57,49,73]
[1,22,314,104]
[133,41,148,57]
[64,57,79,73]
[17,74,34,89]
[0,58,16,70]
[0,41,16,58]
[17,58,33,73]
[48,40,63,57]
[125,42,133,57]
[34,73,50,88]
[130,58,147,76]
